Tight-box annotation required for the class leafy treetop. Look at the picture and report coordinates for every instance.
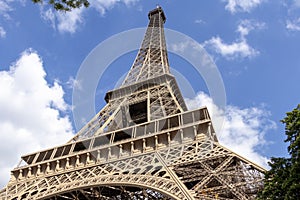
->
[257,104,300,199]
[32,0,90,11]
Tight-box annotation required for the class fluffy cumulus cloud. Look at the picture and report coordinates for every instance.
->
[203,19,265,60]
[40,0,139,34]
[203,36,258,59]
[0,50,74,188]
[185,92,276,168]
[223,0,264,14]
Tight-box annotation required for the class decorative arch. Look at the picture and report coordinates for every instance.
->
[19,174,186,200]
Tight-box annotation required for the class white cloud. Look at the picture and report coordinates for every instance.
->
[57,8,84,34]
[0,0,26,19]
[237,19,265,38]
[286,18,300,31]
[0,0,12,19]
[170,41,193,53]
[90,0,120,15]
[66,76,82,90]
[41,6,84,34]
[0,50,74,188]
[204,36,258,59]
[40,0,139,34]
[284,0,300,31]
[203,19,264,59]
[195,19,205,24]
[223,0,264,14]
[0,0,26,38]
[40,7,56,30]
[185,92,276,168]
[80,0,137,15]
[0,26,6,38]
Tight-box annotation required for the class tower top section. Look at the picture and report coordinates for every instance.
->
[71,6,186,141]
[148,6,166,23]
[121,6,170,86]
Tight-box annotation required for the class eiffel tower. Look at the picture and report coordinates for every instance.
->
[1,6,265,200]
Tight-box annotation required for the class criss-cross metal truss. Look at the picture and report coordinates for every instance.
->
[122,6,170,86]
[0,6,265,200]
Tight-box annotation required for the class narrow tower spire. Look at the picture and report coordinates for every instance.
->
[122,6,170,86]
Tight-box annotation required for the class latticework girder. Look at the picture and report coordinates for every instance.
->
[122,6,169,86]
[1,131,264,199]
[1,6,266,200]
[71,75,186,141]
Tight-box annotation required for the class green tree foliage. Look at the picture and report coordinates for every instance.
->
[32,0,90,11]
[257,104,300,199]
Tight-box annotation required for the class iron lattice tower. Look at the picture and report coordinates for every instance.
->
[1,7,265,200]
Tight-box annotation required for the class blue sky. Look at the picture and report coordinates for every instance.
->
[0,0,300,188]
